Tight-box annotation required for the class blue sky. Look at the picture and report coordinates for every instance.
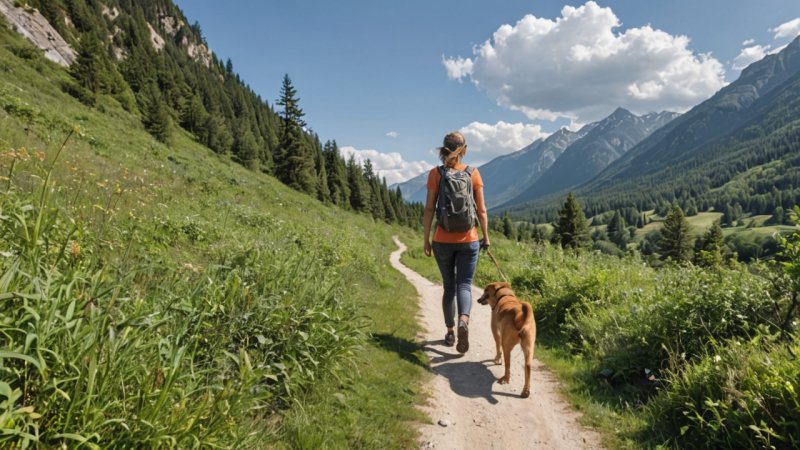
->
[174,0,800,184]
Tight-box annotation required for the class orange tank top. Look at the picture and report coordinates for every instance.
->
[427,164,484,244]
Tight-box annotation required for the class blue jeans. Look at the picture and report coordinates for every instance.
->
[432,241,480,328]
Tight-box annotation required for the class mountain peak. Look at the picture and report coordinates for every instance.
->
[610,106,633,117]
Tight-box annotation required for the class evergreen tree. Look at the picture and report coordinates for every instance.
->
[234,121,259,169]
[685,198,698,216]
[323,140,350,207]
[607,210,628,249]
[141,84,171,143]
[72,33,109,94]
[275,74,316,194]
[314,145,331,203]
[381,178,397,223]
[502,213,517,240]
[552,193,590,249]
[204,113,234,154]
[346,155,369,211]
[695,220,726,267]
[180,93,209,135]
[658,205,693,262]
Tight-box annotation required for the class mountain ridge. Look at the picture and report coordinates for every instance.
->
[504,108,679,207]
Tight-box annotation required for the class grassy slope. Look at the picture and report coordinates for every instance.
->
[0,25,427,448]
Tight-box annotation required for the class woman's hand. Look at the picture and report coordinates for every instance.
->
[424,240,433,257]
[480,237,491,251]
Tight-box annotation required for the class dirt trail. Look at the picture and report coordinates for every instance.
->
[390,237,602,450]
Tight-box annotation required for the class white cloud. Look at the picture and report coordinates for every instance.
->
[771,17,800,40]
[442,56,474,80]
[732,44,771,70]
[442,1,726,123]
[742,38,755,46]
[458,121,550,163]
[386,131,399,138]
[340,146,433,185]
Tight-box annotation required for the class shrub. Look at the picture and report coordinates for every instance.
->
[646,336,800,449]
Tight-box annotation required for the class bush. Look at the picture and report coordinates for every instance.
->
[646,336,800,449]
[567,264,776,382]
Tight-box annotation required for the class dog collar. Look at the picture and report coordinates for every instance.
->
[491,293,514,311]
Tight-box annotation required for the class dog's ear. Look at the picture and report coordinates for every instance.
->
[496,281,511,290]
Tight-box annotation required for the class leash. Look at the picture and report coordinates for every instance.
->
[484,247,509,283]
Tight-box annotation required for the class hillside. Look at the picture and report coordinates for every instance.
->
[393,169,428,203]
[504,36,800,222]
[0,7,428,449]
[506,108,679,207]
[0,0,420,227]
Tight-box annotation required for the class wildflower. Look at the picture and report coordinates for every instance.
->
[33,151,45,162]
[70,240,81,257]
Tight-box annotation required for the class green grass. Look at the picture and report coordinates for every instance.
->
[0,25,428,448]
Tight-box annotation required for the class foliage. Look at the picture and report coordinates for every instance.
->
[646,336,800,449]
[552,192,589,249]
[658,204,693,262]
[695,220,726,267]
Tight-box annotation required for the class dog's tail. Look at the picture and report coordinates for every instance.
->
[518,302,534,338]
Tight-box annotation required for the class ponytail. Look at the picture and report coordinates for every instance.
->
[438,131,466,168]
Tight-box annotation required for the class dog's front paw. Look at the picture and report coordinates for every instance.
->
[497,376,509,385]
[493,355,502,365]
[521,388,530,398]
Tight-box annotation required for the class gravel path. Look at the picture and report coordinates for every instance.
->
[390,236,603,450]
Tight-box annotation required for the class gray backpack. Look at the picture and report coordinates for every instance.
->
[436,166,478,232]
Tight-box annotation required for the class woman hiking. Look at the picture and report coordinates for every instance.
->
[423,131,490,354]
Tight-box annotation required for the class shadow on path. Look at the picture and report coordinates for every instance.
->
[434,360,499,404]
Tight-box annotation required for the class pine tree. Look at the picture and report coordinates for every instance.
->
[275,74,316,194]
[234,121,259,169]
[502,213,517,240]
[607,210,628,249]
[346,155,369,211]
[381,178,397,223]
[314,146,331,203]
[142,84,171,144]
[180,94,209,135]
[323,140,350,207]
[695,220,725,267]
[72,32,110,94]
[552,193,590,249]
[658,204,693,262]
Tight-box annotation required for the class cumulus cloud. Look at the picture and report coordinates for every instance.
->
[732,44,772,70]
[442,1,726,122]
[458,121,550,163]
[771,17,800,40]
[386,131,399,138]
[340,146,433,185]
[442,56,474,81]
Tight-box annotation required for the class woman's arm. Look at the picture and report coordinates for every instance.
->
[475,186,489,247]
[423,186,437,256]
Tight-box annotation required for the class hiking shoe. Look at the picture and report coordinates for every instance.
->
[456,320,469,354]
[444,331,455,346]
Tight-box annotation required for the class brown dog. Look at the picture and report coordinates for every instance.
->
[477,282,536,398]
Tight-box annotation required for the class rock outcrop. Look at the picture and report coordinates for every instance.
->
[0,0,75,67]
